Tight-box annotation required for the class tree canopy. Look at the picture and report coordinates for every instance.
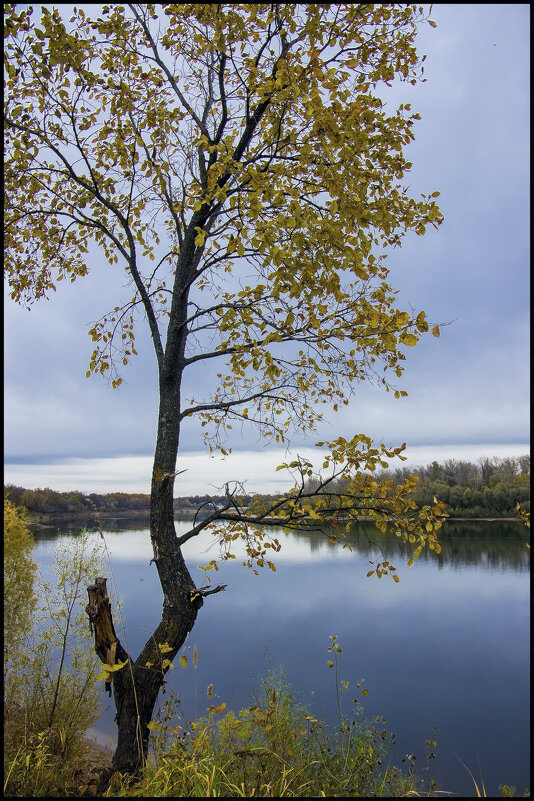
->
[6,7,440,380]
[5,2,446,552]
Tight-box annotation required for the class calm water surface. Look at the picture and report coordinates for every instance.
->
[32,518,530,797]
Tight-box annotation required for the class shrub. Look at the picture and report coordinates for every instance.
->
[4,523,107,796]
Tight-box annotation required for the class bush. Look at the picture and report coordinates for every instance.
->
[4,521,107,796]
[4,498,38,684]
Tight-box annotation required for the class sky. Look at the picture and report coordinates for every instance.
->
[4,4,530,496]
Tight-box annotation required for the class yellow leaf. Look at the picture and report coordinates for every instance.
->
[430,325,440,337]
[399,332,418,346]
[99,659,127,674]
[194,226,207,246]
[415,310,428,332]
[208,702,227,714]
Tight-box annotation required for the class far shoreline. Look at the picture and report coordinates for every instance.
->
[25,509,525,530]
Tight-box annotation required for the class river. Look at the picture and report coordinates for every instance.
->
[31,517,530,797]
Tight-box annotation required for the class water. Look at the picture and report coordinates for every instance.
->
[32,517,530,796]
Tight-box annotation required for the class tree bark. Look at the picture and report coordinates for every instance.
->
[86,566,202,776]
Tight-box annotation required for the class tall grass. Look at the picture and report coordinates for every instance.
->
[102,666,423,797]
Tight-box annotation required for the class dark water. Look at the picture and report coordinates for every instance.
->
[32,518,530,797]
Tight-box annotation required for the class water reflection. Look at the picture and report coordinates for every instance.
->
[32,517,530,573]
[30,516,529,797]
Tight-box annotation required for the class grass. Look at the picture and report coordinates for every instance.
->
[100,666,425,797]
[5,667,530,797]
[3,720,112,797]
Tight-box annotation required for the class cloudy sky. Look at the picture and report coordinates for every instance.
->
[4,4,530,495]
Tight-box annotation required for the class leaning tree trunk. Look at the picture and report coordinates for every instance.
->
[86,575,199,775]
[85,268,228,779]
[86,375,206,778]
[85,507,202,777]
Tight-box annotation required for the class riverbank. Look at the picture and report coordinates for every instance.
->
[25,507,205,530]
[446,516,522,522]
[25,508,151,529]
[26,509,524,530]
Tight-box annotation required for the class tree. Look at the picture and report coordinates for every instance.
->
[479,456,496,484]
[517,454,530,475]
[5,3,445,777]
[4,497,37,685]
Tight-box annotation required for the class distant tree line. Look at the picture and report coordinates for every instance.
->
[249,454,530,519]
[173,494,253,510]
[4,455,529,519]
[3,486,151,516]
[386,454,530,517]
[2,485,254,517]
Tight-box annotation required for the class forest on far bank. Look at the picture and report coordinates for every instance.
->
[4,454,529,521]
[389,454,529,517]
